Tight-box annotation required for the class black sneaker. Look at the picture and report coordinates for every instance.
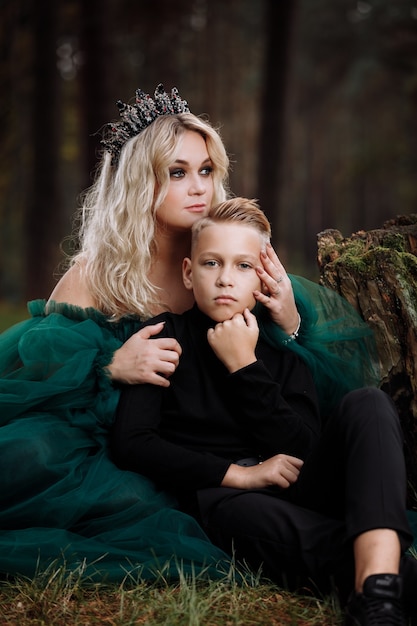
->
[400,554,417,626]
[344,573,405,625]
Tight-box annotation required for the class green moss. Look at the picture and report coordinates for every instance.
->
[381,233,407,253]
[323,229,417,298]
[331,245,417,283]
[401,252,417,275]
[336,251,368,274]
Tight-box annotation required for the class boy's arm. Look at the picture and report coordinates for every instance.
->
[208,309,320,461]
[112,383,305,492]
[222,453,304,490]
[111,381,231,490]
[227,357,320,460]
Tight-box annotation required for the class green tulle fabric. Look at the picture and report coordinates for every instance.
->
[0,300,231,582]
[0,279,415,583]
[257,275,381,419]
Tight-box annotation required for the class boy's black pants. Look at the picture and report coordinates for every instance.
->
[196,388,412,596]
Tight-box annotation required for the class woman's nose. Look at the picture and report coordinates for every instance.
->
[188,174,206,195]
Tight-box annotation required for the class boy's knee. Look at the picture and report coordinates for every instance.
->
[341,387,392,410]
[338,387,400,430]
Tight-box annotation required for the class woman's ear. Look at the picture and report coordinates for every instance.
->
[182,257,193,290]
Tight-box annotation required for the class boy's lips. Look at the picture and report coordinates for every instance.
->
[215,295,237,303]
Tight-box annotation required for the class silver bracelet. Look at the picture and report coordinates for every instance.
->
[281,313,301,345]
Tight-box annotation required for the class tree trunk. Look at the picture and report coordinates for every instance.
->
[256,0,297,231]
[25,0,61,300]
[317,214,417,506]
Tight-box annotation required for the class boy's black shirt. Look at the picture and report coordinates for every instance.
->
[112,305,321,492]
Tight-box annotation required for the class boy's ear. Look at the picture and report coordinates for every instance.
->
[182,258,193,291]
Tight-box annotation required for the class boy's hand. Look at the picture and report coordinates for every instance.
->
[221,454,304,490]
[207,308,259,373]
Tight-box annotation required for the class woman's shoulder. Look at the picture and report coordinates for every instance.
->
[47,262,97,310]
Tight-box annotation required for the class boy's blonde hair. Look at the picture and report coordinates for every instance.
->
[191,197,271,252]
[70,113,230,320]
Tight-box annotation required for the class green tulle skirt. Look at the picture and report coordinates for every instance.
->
[0,278,415,583]
[0,300,230,581]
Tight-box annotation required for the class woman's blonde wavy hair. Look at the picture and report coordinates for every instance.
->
[71,113,230,320]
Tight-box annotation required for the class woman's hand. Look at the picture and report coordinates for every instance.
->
[207,309,259,373]
[221,453,304,490]
[254,243,300,335]
[107,322,182,386]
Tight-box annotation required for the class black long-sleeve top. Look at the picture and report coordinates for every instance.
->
[112,305,321,492]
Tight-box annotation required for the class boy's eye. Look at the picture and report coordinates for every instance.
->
[203,260,218,267]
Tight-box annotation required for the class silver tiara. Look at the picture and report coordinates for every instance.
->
[101,83,190,164]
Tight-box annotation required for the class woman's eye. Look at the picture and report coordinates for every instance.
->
[170,169,184,178]
[200,166,213,176]
[239,263,252,270]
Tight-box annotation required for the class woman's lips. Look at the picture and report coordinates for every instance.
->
[185,204,206,213]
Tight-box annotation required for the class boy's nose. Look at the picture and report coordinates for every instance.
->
[216,270,233,286]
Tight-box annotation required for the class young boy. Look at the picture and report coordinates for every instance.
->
[112,198,416,625]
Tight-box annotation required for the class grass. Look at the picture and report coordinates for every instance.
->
[0,562,343,625]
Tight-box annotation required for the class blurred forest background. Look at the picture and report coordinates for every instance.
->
[1,0,417,305]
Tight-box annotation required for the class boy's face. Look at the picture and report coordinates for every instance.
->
[182,222,263,322]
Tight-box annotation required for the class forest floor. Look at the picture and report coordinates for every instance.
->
[0,568,343,625]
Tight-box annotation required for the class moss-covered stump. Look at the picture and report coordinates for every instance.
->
[317,214,417,507]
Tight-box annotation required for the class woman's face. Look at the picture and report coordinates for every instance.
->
[156,130,214,232]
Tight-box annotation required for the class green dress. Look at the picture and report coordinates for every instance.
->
[0,277,414,582]
[0,299,230,582]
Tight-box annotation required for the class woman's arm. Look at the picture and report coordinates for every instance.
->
[106,324,181,386]
[47,265,182,386]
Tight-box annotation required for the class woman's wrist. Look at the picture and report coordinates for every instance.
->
[281,313,301,345]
